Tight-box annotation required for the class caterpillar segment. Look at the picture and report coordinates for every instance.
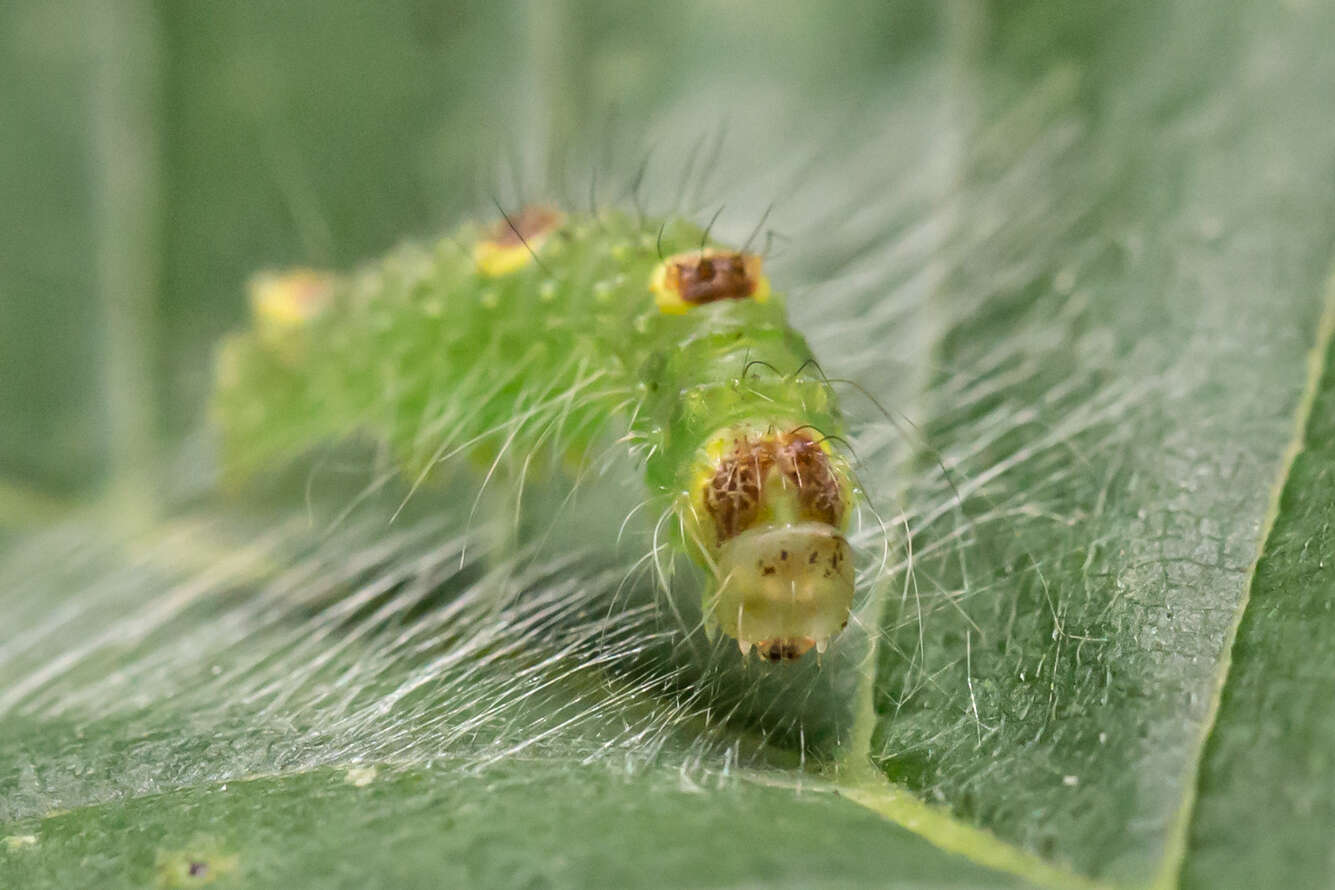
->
[213,206,859,662]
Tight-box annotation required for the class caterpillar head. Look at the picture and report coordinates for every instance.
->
[688,425,855,662]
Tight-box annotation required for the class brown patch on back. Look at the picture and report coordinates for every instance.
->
[663,251,761,305]
[487,206,563,248]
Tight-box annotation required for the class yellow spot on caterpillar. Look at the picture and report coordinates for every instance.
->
[474,241,534,277]
[248,268,335,334]
[245,269,337,365]
[474,206,565,277]
[650,249,770,315]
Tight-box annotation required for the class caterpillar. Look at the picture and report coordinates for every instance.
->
[212,206,860,663]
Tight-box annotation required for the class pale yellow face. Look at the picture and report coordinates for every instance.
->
[711,521,855,661]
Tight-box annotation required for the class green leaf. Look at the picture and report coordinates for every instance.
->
[3,761,1030,890]
[4,0,1335,888]
[1179,292,1335,888]
[862,0,1335,885]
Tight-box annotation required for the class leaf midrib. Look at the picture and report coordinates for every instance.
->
[1151,270,1335,889]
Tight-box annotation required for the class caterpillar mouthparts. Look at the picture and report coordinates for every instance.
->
[715,522,855,662]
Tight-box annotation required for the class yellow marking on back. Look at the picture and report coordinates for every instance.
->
[650,261,691,315]
[474,240,537,277]
[248,268,335,332]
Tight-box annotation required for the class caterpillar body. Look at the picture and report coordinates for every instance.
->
[213,207,859,662]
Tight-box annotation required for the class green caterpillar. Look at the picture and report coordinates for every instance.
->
[213,207,859,662]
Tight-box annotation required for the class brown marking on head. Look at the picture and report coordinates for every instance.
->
[776,434,844,528]
[703,440,772,543]
[701,430,846,546]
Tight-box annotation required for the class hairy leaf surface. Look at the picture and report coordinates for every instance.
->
[3,1,1335,888]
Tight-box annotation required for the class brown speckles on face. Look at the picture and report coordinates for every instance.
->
[714,522,855,662]
[701,430,847,545]
[781,435,844,528]
[703,439,769,542]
